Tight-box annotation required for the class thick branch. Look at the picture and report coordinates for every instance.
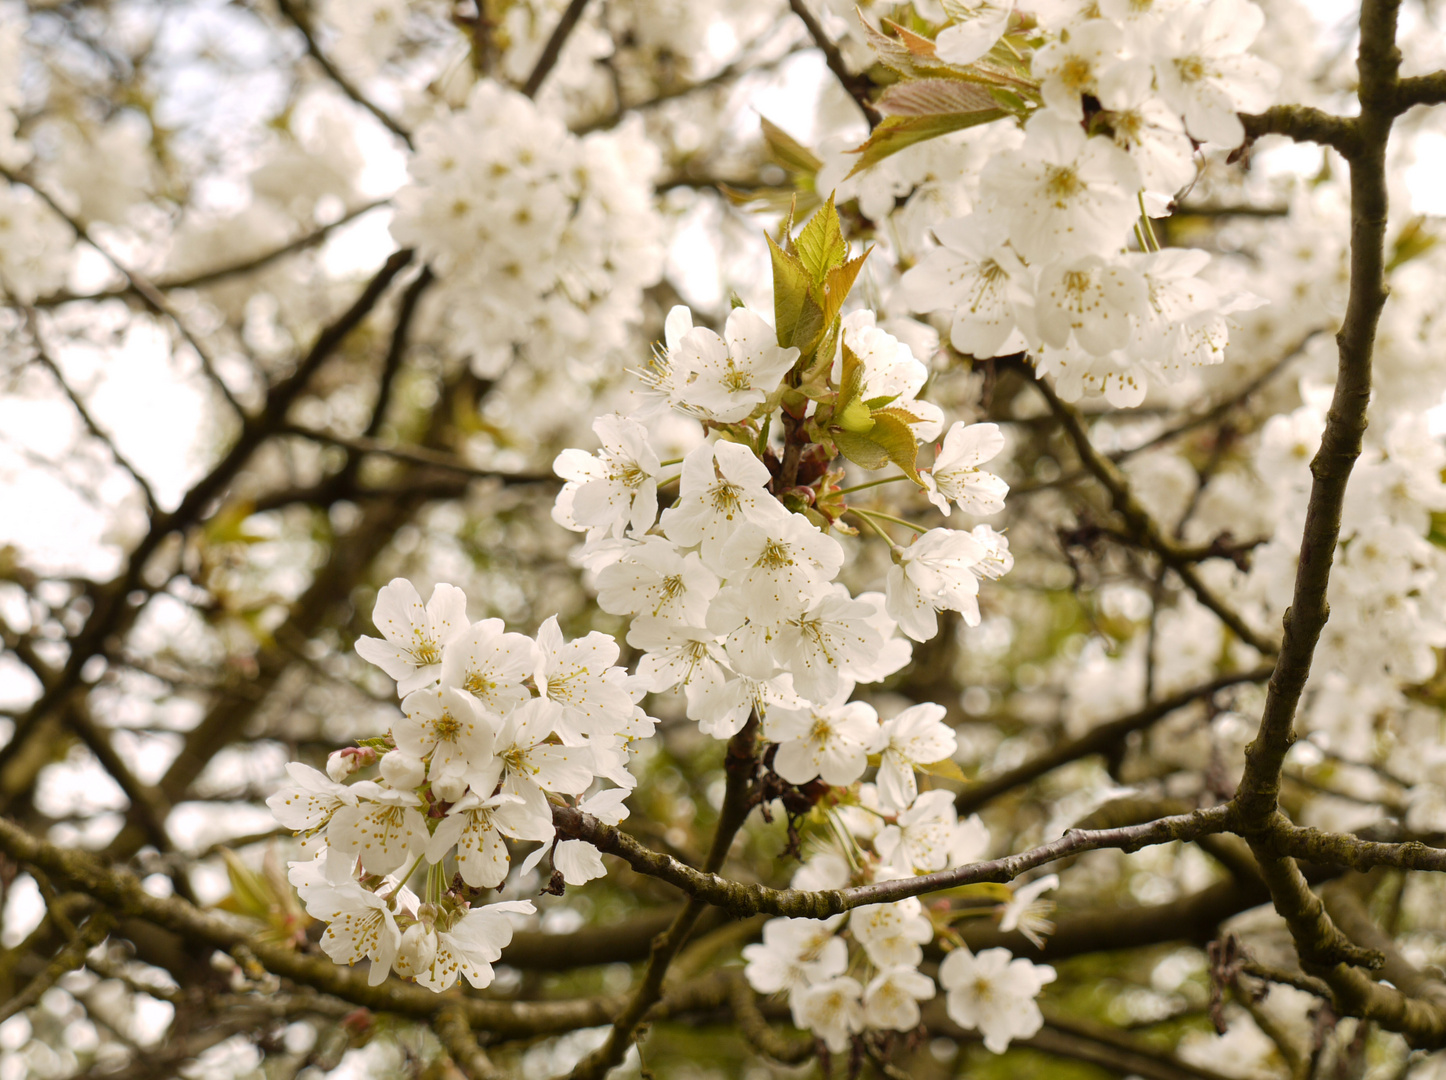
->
[567,715,761,1079]
[555,803,1232,919]
[1240,105,1358,153]
[1234,0,1397,828]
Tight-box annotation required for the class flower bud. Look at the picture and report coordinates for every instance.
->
[431,772,467,803]
[393,921,438,979]
[379,750,426,790]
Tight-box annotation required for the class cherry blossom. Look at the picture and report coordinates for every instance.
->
[355,579,470,695]
[938,946,1057,1053]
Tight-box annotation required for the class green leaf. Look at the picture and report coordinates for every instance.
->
[761,116,823,176]
[767,233,814,348]
[867,410,924,484]
[846,110,1007,178]
[795,194,849,282]
[835,395,874,433]
[820,249,870,327]
[834,427,894,471]
[918,757,967,782]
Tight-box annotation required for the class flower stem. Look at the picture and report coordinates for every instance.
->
[854,507,928,534]
[834,474,910,496]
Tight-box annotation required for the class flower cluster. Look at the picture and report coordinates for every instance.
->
[267,579,647,987]
[270,204,1035,1050]
[899,0,1278,406]
[391,80,664,377]
[743,773,1058,1052]
[556,300,1012,741]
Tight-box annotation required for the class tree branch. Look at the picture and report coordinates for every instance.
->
[1031,373,1278,654]
[786,0,880,128]
[272,0,414,148]
[1,167,247,417]
[957,665,1274,813]
[555,802,1233,919]
[522,0,590,99]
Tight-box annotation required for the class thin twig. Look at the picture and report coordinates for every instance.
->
[786,0,880,128]
[272,0,414,148]
[522,0,591,99]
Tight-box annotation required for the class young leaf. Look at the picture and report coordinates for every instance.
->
[767,233,814,348]
[834,427,894,471]
[821,249,870,327]
[918,757,968,782]
[761,116,824,176]
[864,410,925,484]
[875,78,999,118]
[795,194,850,282]
[846,110,1007,178]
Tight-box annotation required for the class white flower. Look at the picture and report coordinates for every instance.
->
[924,422,1009,518]
[267,762,357,832]
[864,967,936,1031]
[487,697,596,833]
[934,0,1015,65]
[554,839,608,885]
[534,615,635,744]
[875,789,971,873]
[395,686,497,783]
[775,588,888,704]
[355,579,469,695]
[796,976,865,1053]
[439,618,537,716]
[768,694,880,787]
[661,440,790,567]
[1151,0,1279,147]
[321,888,402,985]
[886,529,989,641]
[901,215,1032,360]
[843,591,914,685]
[426,791,531,887]
[552,414,662,540]
[875,703,958,811]
[1123,248,1222,378]
[327,781,429,876]
[415,900,535,992]
[670,306,798,423]
[1035,254,1148,356]
[1032,19,1123,112]
[1097,59,1198,199]
[742,916,848,1008]
[716,513,845,607]
[594,536,719,623]
[627,617,730,697]
[839,310,944,443]
[979,110,1139,264]
[577,787,630,824]
[998,874,1059,948]
[938,946,1057,1054]
[849,900,933,968]
[685,667,779,740]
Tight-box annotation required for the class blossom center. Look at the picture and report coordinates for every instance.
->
[1175,55,1208,85]
[433,711,462,742]
[1044,165,1083,207]
[710,483,742,519]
